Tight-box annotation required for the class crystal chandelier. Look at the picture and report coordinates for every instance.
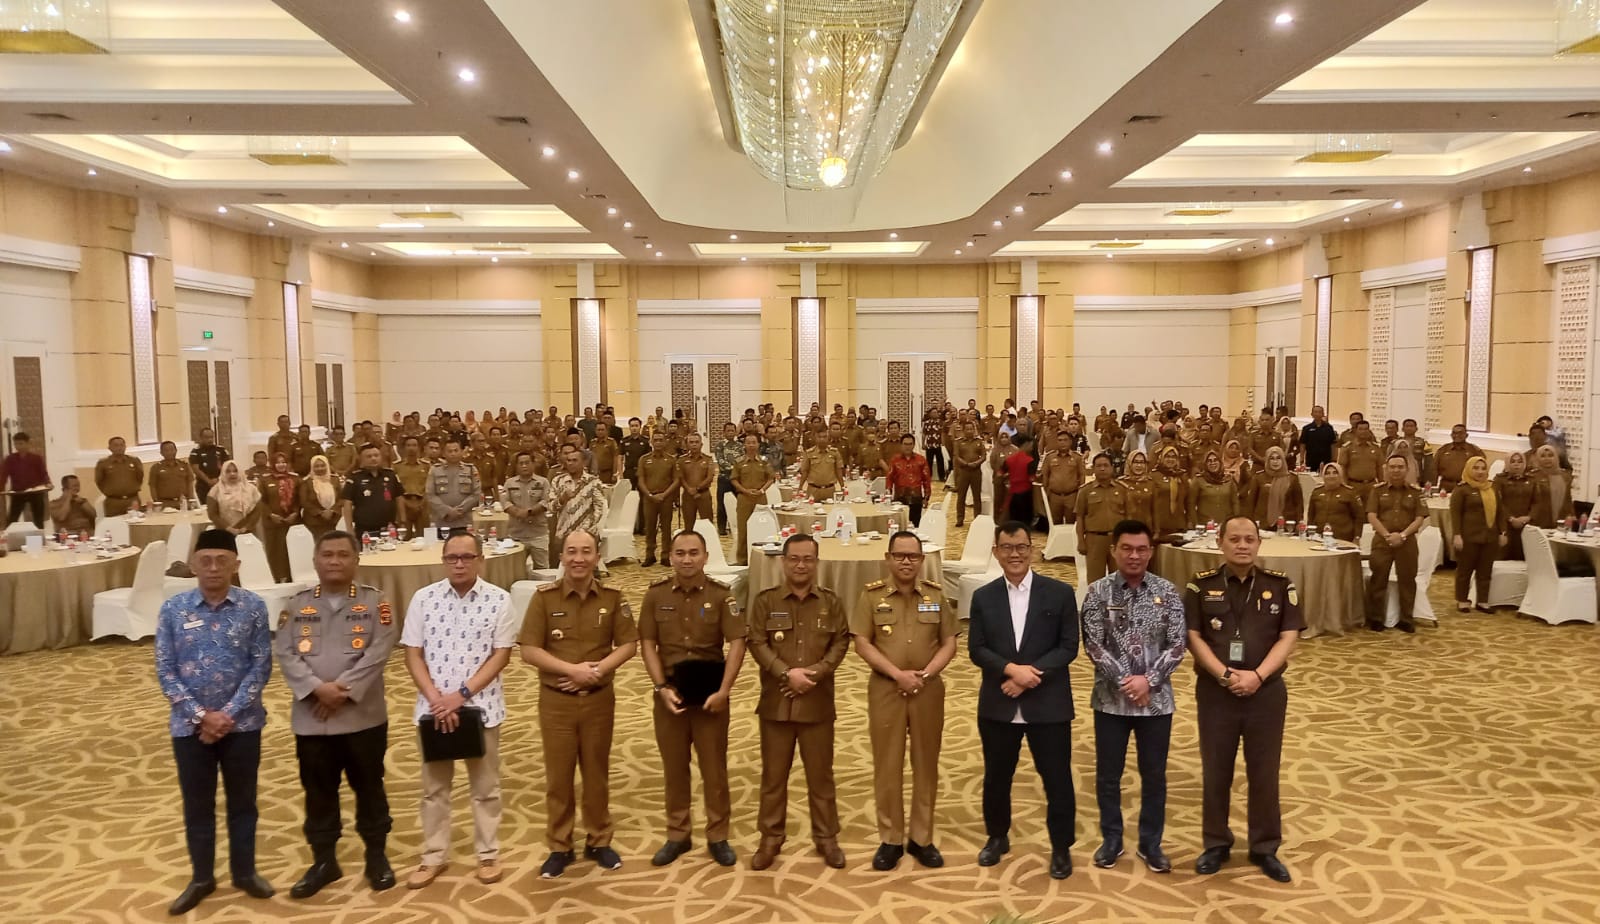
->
[1295,133,1393,164]
[712,0,966,190]
[1557,0,1600,54]
[0,0,110,54]
[247,136,349,167]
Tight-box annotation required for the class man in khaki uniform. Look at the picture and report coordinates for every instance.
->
[1040,432,1086,525]
[274,531,399,896]
[1365,457,1426,633]
[851,532,959,871]
[267,415,298,464]
[1075,453,1128,583]
[467,433,501,495]
[746,534,850,871]
[519,528,639,878]
[392,437,430,539]
[638,432,682,567]
[292,425,318,476]
[639,530,747,868]
[95,436,145,515]
[951,420,986,527]
[731,435,776,566]
[856,423,886,480]
[1433,424,1484,492]
[677,432,716,531]
[799,430,845,499]
[324,427,358,477]
[149,440,197,507]
[1337,421,1384,492]
[591,424,620,486]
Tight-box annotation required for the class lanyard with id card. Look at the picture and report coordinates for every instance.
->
[1227,576,1254,666]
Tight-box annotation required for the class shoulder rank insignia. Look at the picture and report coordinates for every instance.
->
[649,576,672,588]
[1186,582,1201,594]
[378,602,393,625]
[865,579,886,590]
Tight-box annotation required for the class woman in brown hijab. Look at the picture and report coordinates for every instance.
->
[1306,462,1365,542]
[258,452,301,582]
[1119,451,1156,528]
[1151,445,1190,539]
[1529,444,1575,528]
[1252,446,1304,530]
[1494,450,1536,560]
[1190,450,1238,528]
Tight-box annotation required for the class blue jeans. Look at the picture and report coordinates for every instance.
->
[172,729,261,882]
[1093,711,1171,851]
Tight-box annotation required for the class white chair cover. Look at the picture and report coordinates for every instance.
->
[101,515,131,547]
[957,555,1003,615]
[600,492,640,563]
[918,507,948,548]
[844,479,869,499]
[766,483,784,506]
[746,506,779,547]
[286,524,317,584]
[92,540,168,640]
[165,521,194,569]
[1042,490,1076,562]
[1518,528,1597,625]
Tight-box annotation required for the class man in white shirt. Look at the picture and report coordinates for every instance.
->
[400,532,519,890]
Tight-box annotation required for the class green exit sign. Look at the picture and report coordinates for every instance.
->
[202,330,214,340]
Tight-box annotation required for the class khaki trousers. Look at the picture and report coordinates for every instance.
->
[419,725,501,865]
[654,698,732,842]
[867,673,944,845]
[757,717,839,848]
[1083,532,1113,583]
[539,685,616,851]
[679,488,713,531]
[1366,533,1419,622]
[642,496,675,561]
[1048,490,1078,525]
[398,495,429,539]
[952,471,980,525]
[735,494,759,566]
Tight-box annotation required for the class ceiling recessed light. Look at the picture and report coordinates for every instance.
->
[1012,205,1024,213]
[1265,237,1275,246]
[86,167,97,176]
[341,242,351,249]
[566,169,580,181]
[1392,201,1404,210]
[655,251,664,258]
[954,249,962,255]
[993,219,1003,227]
[740,256,748,261]
[491,256,499,263]
[729,233,738,240]
[1274,11,1294,26]
[1060,169,1073,180]
[606,206,618,216]
[965,240,974,247]
[393,9,411,23]
[369,250,376,256]
[541,145,556,158]
[1343,216,1351,222]
[1106,253,1114,260]
[1522,166,1533,174]
[457,67,476,83]
[644,242,653,249]
[0,141,11,153]
[623,221,633,229]
[888,231,898,239]
[216,206,228,214]
[267,220,275,227]
[1097,141,1113,154]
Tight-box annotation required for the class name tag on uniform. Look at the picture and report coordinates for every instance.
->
[1228,640,1245,662]
[917,604,940,613]
[182,619,203,630]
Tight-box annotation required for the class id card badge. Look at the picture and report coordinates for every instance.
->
[1228,640,1245,663]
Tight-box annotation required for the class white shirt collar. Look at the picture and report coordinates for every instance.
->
[1005,570,1034,593]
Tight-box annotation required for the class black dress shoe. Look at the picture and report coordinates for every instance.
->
[290,859,342,899]
[232,872,275,899]
[1195,846,1230,875]
[906,841,944,868]
[1396,620,1416,633]
[708,841,737,867]
[1366,620,1387,632]
[1092,839,1124,869]
[167,880,215,916]
[977,836,1010,867]
[1249,851,1292,882]
[365,854,396,892]
[871,843,904,871]
[652,839,692,867]
[1136,845,1172,873]
[1049,852,1072,880]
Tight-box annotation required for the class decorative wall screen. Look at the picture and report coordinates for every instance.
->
[11,357,44,450]
[886,360,912,429]
[1424,280,1447,429]
[795,297,822,411]
[575,298,604,410]
[283,282,302,424]
[1555,260,1594,487]
[1313,276,1331,411]
[1466,248,1494,432]
[670,363,695,418]
[1013,296,1040,406]
[1283,355,1298,416]
[707,362,732,429]
[213,362,234,453]
[922,359,947,411]
[127,254,159,445]
[1367,286,1394,419]
[187,360,211,442]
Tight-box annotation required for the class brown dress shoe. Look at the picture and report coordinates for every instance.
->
[751,842,782,870]
[816,841,846,869]
[476,859,503,884]
[405,863,446,890]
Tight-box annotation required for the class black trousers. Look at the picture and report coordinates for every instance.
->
[1093,711,1172,851]
[7,492,44,528]
[1196,678,1287,855]
[925,447,947,480]
[296,723,392,853]
[172,729,261,882]
[893,490,925,528]
[1007,490,1035,531]
[716,474,734,531]
[977,719,1076,851]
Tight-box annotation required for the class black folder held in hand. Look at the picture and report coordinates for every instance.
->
[418,706,485,762]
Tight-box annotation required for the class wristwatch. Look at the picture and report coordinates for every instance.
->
[1218,669,1233,688]
[457,683,472,699]
[1147,673,1162,688]
[653,683,668,692]
[193,707,208,724]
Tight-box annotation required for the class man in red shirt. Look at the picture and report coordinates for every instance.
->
[1,432,50,528]
[1004,435,1038,530]
[886,435,932,527]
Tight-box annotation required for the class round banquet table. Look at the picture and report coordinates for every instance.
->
[774,501,907,536]
[745,535,942,617]
[1425,496,1454,562]
[358,541,526,628]
[1547,532,1600,620]
[472,509,510,536]
[1153,534,1365,638]
[778,482,799,503]
[0,546,140,654]
[128,508,213,553]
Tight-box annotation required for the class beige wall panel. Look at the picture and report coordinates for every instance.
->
[1544,169,1600,238]
[1493,240,1549,296]
[0,171,79,244]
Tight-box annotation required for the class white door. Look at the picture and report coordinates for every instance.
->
[0,340,47,458]
[663,354,740,439]
[879,352,951,446]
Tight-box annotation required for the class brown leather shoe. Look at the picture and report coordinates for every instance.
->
[475,859,503,884]
[816,841,846,869]
[751,842,781,870]
[405,863,446,890]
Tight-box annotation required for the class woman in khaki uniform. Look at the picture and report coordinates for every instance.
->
[298,454,343,537]
[1189,451,1237,528]
[1529,444,1575,528]
[207,460,261,535]
[1306,463,1365,542]
[258,452,303,583]
[1450,456,1505,613]
[1251,446,1303,530]
[1150,446,1189,539]
[1118,451,1157,528]
[1494,451,1536,560]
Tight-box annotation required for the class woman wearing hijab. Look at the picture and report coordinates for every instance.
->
[1306,462,1366,542]
[258,452,302,583]
[1529,444,1575,528]
[1274,417,1302,470]
[1119,450,1156,527]
[1251,446,1304,530]
[1391,439,1421,487]
[298,454,342,537]
[206,459,261,535]
[1450,456,1505,613]
[1221,439,1249,483]
[1151,445,1190,539]
[1190,450,1238,528]
[1494,451,1536,560]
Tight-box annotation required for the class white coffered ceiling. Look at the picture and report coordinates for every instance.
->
[0,0,1596,263]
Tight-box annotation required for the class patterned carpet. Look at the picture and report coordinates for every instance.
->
[4,508,1600,924]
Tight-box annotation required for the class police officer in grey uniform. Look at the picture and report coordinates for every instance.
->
[274,530,401,897]
[426,436,482,532]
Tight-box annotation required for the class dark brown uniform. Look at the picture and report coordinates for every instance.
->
[638,450,681,565]
[592,437,620,485]
[1339,440,1384,491]
[1365,483,1425,626]
[677,451,716,531]
[801,446,844,499]
[1184,566,1304,856]
[1305,485,1365,542]
[731,456,776,566]
[1494,473,1536,560]
[1075,479,1128,583]
[746,584,850,857]
[393,460,430,539]
[519,582,639,852]
[1042,450,1086,525]
[1450,483,1505,605]
[640,575,745,845]
[850,579,958,848]
[1433,442,1483,492]
[950,436,985,526]
[95,453,144,515]
[148,459,195,506]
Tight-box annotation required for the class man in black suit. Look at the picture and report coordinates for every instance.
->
[967,519,1080,879]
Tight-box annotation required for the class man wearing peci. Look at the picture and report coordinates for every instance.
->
[967,519,1080,879]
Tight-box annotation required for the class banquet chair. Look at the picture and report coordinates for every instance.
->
[1042,492,1076,563]
[692,519,746,597]
[102,515,131,547]
[286,525,317,584]
[1488,458,1505,479]
[165,521,195,569]
[1472,524,1530,609]
[600,492,640,564]
[1382,525,1442,625]
[745,506,779,547]
[93,496,106,518]
[4,521,44,551]
[868,477,887,496]
[529,563,564,583]
[918,507,948,548]
[236,534,308,613]
[979,461,994,516]
[957,555,1003,616]
[92,540,168,641]
[827,506,858,534]
[765,483,784,506]
[509,580,549,621]
[1517,528,1596,625]
[608,478,632,511]
[942,514,994,600]
[1073,546,1092,595]
[844,479,869,499]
